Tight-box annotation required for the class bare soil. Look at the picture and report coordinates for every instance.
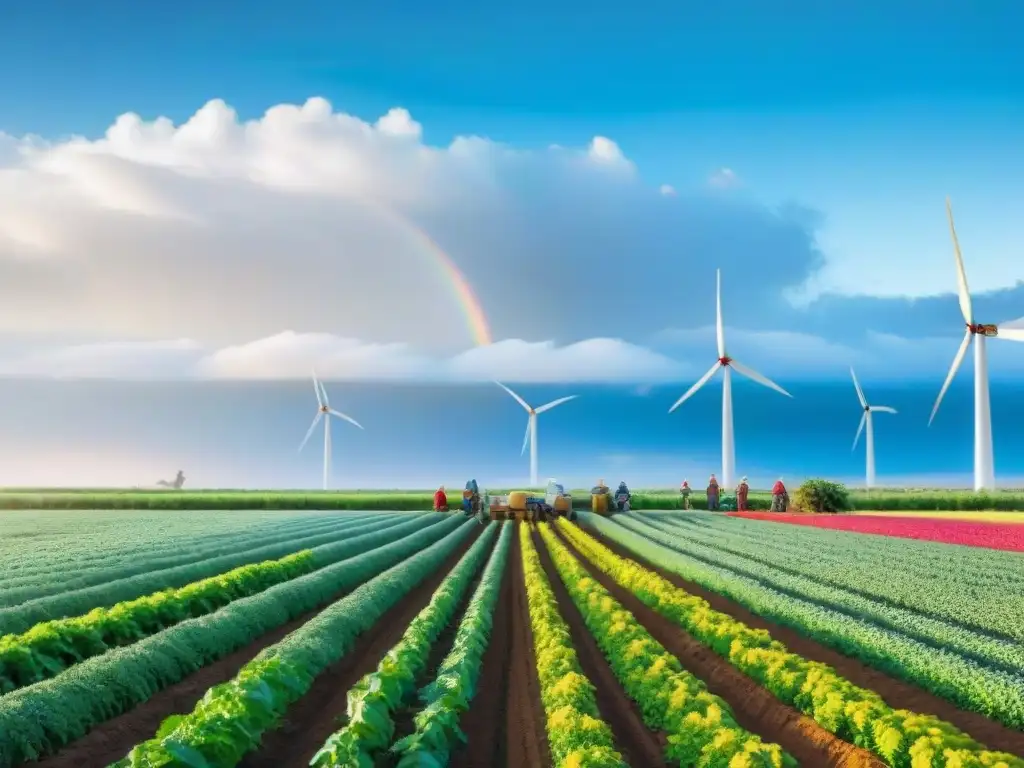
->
[552,525,885,768]
[238,526,484,768]
[585,524,1024,757]
[531,526,667,767]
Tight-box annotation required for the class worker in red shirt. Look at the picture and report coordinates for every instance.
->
[771,478,787,512]
[433,485,448,512]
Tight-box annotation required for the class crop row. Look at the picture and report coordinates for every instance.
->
[391,521,514,767]
[0,513,419,636]
[0,514,465,768]
[113,518,480,766]
[565,517,1024,768]
[0,514,386,606]
[632,514,1024,673]
[611,514,1024,728]
[0,516,433,694]
[0,512,356,591]
[519,523,625,767]
[309,521,499,766]
[538,523,792,767]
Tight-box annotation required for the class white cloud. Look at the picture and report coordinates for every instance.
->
[659,184,676,196]
[0,333,687,383]
[0,96,828,366]
[709,167,739,188]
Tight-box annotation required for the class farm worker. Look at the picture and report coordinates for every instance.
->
[736,477,750,511]
[680,480,691,510]
[433,486,448,512]
[707,474,720,510]
[771,478,788,512]
[617,481,630,499]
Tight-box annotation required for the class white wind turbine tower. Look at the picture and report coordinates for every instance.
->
[495,382,577,487]
[298,372,364,490]
[850,368,897,489]
[929,198,1024,491]
[668,269,793,488]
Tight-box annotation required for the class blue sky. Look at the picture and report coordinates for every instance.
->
[1,2,1023,486]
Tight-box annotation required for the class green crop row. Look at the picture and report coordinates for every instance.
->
[309,521,499,767]
[538,523,793,768]
[0,513,384,606]
[638,514,1024,665]
[519,524,626,768]
[391,522,514,768]
[0,513,416,636]
[114,518,481,767]
[7,488,1024,511]
[0,513,461,768]
[569,516,1024,767]
[612,513,1024,729]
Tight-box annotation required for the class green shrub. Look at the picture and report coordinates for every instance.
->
[793,479,850,514]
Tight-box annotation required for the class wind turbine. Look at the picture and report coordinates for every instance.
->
[299,372,364,490]
[495,382,577,487]
[850,368,897,489]
[929,198,1024,491]
[668,269,792,488]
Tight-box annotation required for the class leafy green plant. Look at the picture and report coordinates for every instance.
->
[567,516,1024,767]
[309,522,500,767]
[793,479,850,514]
[387,522,513,767]
[538,523,792,768]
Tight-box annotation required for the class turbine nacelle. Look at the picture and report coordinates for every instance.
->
[718,356,732,366]
[968,323,999,337]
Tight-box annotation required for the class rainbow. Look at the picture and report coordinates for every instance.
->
[360,199,494,347]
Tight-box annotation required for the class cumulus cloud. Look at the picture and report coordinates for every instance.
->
[659,184,676,196]
[0,333,688,383]
[0,96,827,352]
[708,167,739,188]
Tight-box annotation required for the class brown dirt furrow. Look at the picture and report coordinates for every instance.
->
[239,526,484,768]
[500,525,551,768]
[531,527,668,767]
[447,530,514,768]
[554,525,884,768]
[587,523,1024,758]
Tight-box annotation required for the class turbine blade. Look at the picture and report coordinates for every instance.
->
[319,380,331,408]
[852,412,867,450]
[298,412,322,452]
[311,371,323,407]
[495,381,531,412]
[520,418,531,456]
[730,359,793,397]
[329,409,364,429]
[668,361,721,413]
[872,406,897,414]
[929,329,972,425]
[535,395,578,414]
[997,326,1024,342]
[716,269,726,358]
[850,367,867,408]
[946,197,973,325]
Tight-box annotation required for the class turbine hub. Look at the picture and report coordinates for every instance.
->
[320,405,329,413]
[969,323,999,337]
[719,356,732,366]
[864,405,870,412]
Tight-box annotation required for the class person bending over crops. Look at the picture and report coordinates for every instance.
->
[707,474,720,510]
[771,477,788,512]
[680,480,691,509]
[433,486,448,512]
[736,476,750,511]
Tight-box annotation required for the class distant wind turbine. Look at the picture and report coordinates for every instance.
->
[299,372,364,490]
[929,198,1024,491]
[668,269,792,488]
[850,368,896,489]
[495,382,577,487]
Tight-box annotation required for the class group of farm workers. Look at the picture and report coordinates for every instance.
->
[679,476,788,511]
[433,479,483,516]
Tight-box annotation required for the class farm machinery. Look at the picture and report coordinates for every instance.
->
[487,479,576,521]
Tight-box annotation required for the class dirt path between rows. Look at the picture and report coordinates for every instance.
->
[531,527,667,767]
[239,526,485,768]
[499,527,551,768]
[586,523,1024,757]
[448,532,514,768]
[553,525,885,768]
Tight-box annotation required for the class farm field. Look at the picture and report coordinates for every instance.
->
[730,509,1024,551]
[0,509,1020,767]
[852,509,1024,523]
